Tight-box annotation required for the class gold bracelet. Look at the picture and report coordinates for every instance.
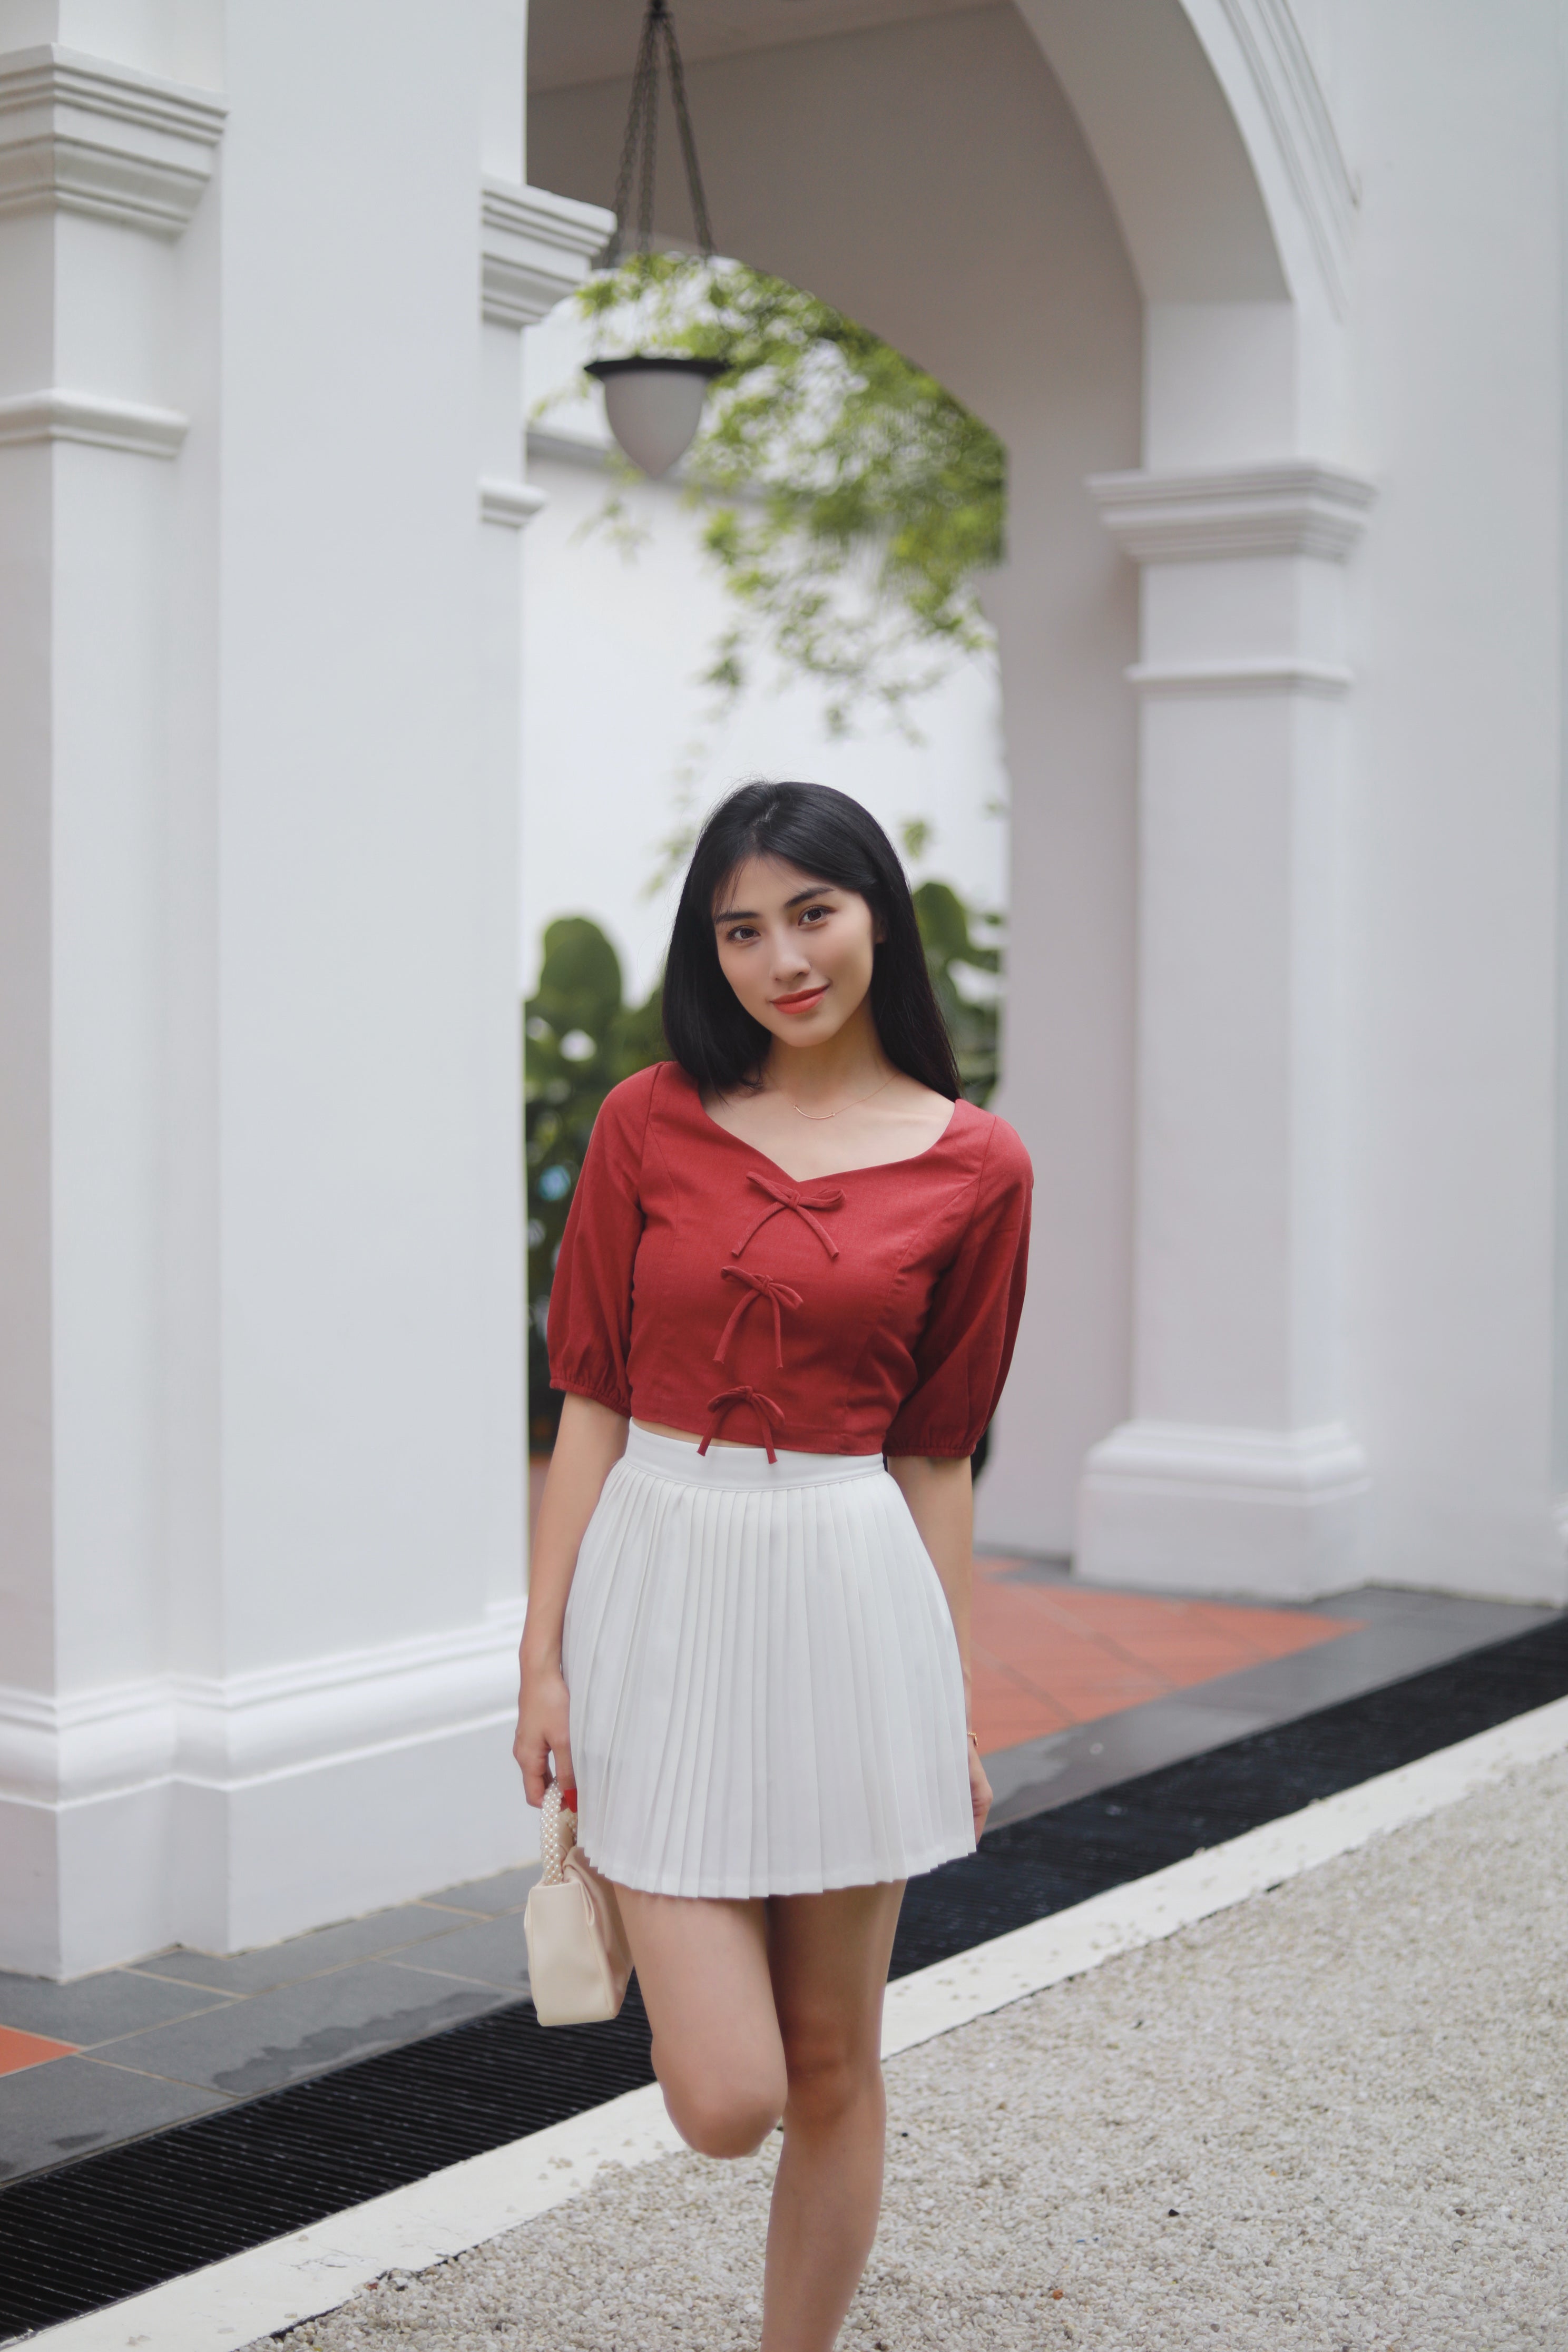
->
[966,1728,981,1746]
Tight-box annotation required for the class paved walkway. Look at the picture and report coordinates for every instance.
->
[266,1746,1568,2352]
[0,1581,1547,2186]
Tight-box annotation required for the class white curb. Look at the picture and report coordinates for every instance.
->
[24,1689,1568,2352]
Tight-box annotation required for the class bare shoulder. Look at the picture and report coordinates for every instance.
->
[886,1072,958,1146]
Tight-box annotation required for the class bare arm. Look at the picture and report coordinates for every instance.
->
[514,1394,628,1805]
[886,1452,992,1837]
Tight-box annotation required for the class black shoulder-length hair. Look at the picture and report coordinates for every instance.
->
[662,780,961,1100]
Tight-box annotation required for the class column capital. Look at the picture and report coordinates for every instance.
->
[1087,460,1377,563]
[480,179,614,329]
[0,45,225,236]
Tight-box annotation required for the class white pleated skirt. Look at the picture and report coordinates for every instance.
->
[561,1425,976,1899]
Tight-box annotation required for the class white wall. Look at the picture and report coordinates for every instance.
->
[530,3,1144,1553]
[1339,0,1566,1600]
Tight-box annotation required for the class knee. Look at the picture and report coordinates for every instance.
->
[661,2070,784,2160]
[781,2027,879,2132]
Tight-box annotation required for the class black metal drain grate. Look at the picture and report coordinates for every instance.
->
[2,1610,1564,2339]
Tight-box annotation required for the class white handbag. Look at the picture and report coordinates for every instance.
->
[523,1781,633,2026]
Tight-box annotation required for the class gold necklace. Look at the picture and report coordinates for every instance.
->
[776,1072,899,1121]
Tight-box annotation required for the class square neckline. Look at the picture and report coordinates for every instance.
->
[668,1063,966,1185]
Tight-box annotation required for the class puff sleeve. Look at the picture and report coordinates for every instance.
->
[883,1114,1032,1459]
[545,1067,655,1417]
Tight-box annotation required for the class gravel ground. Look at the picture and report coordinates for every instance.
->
[267,1750,1568,2352]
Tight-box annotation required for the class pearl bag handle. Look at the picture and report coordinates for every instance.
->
[525,1780,633,2027]
[538,1778,577,1885]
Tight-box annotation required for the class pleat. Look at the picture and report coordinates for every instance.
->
[562,1446,974,1898]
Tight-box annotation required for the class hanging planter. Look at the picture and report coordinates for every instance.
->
[590,0,726,476]
[584,354,727,479]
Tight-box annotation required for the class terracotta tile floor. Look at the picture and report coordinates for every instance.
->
[0,2027,77,2079]
[969,1559,1361,1755]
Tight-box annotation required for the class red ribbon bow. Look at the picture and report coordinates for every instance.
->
[714,1266,804,1369]
[733,1170,844,1261]
[700,1386,785,1463]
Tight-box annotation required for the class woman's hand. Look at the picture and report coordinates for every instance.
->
[968,1736,993,1840]
[513,1397,628,1808]
[514,1658,573,1808]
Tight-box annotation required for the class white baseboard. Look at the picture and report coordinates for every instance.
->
[1076,1418,1369,1599]
[0,1606,536,1977]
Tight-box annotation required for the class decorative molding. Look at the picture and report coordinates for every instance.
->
[1089,462,1376,563]
[526,422,613,471]
[0,388,188,456]
[0,45,225,235]
[1077,1420,1370,1600]
[0,1608,527,1807]
[479,475,548,528]
[1083,1419,1369,1502]
[1218,0,1358,316]
[1128,657,1351,700]
[481,179,615,329]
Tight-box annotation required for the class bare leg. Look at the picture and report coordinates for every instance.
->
[613,1884,787,2157]
[761,1880,906,2352]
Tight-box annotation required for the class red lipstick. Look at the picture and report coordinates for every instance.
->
[771,984,828,1014]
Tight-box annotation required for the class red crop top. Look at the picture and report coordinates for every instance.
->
[547,1061,1032,1459]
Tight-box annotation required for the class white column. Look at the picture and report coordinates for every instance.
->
[475,179,613,1629]
[0,38,224,1974]
[0,0,610,1975]
[1076,462,1376,1600]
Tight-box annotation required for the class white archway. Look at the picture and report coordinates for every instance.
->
[995,0,1375,1595]
[527,0,1371,1596]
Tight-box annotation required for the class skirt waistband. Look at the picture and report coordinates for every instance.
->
[623,1423,884,1491]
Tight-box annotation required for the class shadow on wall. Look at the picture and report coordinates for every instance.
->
[523,887,1002,1455]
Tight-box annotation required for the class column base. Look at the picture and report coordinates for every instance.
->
[0,1609,538,1978]
[1077,1420,1369,1601]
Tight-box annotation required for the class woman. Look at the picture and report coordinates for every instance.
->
[515,780,1031,2351]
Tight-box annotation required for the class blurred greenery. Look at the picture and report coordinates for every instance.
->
[561,253,1006,743]
[524,890,1002,1451]
[524,917,667,1451]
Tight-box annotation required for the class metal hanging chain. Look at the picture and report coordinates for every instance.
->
[661,7,714,258]
[606,0,715,264]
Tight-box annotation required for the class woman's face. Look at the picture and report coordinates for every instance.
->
[712,856,879,1051]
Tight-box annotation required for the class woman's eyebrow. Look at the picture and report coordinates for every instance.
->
[712,884,835,925]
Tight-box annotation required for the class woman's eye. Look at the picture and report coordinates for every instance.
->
[800,905,829,925]
[725,925,757,944]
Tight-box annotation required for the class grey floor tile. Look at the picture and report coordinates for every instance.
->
[421,1863,541,1917]
[134,1902,484,1995]
[0,2055,229,2181]
[0,1967,236,2049]
[1300,1584,1440,1622]
[98,1959,506,2099]
[988,1699,1276,1826]
[393,1911,531,1994]
[984,1587,1560,1829]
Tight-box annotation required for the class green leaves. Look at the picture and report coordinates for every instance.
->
[523,917,667,1448]
[572,254,1006,736]
[913,880,1002,1106]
